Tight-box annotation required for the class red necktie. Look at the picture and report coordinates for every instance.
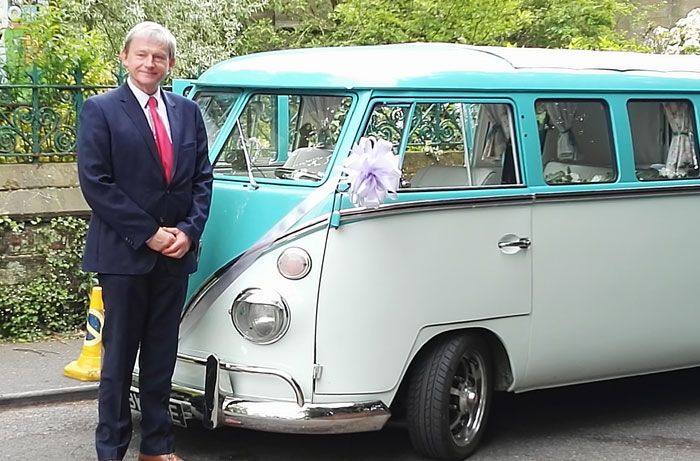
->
[147,96,173,183]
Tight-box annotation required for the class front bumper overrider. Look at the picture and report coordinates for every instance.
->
[131,352,391,434]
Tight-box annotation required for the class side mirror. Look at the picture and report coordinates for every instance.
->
[172,79,196,97]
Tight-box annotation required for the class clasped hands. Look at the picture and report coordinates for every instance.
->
[145,227,191,259]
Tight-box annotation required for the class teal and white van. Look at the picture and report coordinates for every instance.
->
[131,43,700,460]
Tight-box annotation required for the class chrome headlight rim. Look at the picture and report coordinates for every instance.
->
[230,288,291,345]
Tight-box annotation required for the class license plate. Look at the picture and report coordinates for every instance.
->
[129,389,189,428]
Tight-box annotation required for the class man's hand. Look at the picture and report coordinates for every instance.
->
[161,227,192,259]
[145,227,176,252]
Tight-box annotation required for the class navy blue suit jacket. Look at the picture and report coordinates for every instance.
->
[77,84,213,276]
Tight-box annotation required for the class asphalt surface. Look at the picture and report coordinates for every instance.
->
[0,337,98,408]
[3,368,700,460]
[2,338,700,460]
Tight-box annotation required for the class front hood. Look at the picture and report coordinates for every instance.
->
[186,179,333,301]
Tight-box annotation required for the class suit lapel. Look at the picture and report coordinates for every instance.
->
[162,91,181,180]
[117,85,165,179]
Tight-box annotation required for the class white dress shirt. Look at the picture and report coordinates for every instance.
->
[126,77,172,142]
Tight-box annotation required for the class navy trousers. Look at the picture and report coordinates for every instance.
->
[95,257,187,461]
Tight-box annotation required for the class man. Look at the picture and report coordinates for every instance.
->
[77,21,213,461]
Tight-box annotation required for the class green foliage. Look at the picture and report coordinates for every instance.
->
[235,0,645,55]
[329,0,525,46]
[235,2,305,54]
[5,0,115,85]
[71,0,269,78]
[0,215,24,233]
[0,1,116,162]
[0,216,96,341]
[509,0,639,50]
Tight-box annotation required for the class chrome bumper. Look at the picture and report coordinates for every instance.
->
[133,353,391,434]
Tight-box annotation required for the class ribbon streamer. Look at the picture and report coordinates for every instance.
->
[179,137,400,338]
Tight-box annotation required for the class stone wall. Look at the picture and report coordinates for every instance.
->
[1,223,45,285]
[0,163,89,286]
[645,0,700,28]
[623,0,700,37]
[0,163,89,218]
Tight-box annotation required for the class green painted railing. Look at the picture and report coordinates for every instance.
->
[0,65,126,164]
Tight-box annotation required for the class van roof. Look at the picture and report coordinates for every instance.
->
[197,43,700,92]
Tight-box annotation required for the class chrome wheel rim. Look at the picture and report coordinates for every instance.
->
[448,349,488,446]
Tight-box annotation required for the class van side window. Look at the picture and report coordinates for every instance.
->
[536,100,617,184]
[628,100,700,180]
[363,101,520,189]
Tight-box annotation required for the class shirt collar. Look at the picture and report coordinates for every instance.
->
[126,77,165,109]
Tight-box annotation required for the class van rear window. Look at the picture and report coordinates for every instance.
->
[628,99,699,181]
[536,100,617,185]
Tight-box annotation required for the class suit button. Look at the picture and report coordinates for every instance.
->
[159,217,165,224]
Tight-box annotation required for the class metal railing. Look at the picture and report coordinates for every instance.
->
[0,65,126,163]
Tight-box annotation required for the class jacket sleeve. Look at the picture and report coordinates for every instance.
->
[176,104,213,245]
[77,98,159,249]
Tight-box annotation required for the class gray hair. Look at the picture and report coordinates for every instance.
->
[123,21,177,59]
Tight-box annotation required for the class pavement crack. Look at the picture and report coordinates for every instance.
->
[585,433,700,451]
[11,347,59,356]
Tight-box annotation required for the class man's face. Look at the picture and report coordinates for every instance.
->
[120,36,175,95]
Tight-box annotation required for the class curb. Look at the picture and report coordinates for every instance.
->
[0,384,99,409]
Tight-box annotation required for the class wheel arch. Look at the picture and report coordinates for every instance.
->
[391,327,514,415]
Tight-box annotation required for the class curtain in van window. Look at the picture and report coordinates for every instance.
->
[544,102,579,161]
[300,96,346,147]
[481,104,511,160]
[662,102,698,177]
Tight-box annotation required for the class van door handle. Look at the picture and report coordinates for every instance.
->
[498,237,531,249]
[497,235,531,254]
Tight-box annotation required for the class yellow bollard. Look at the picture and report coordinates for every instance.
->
[64,286,104,381]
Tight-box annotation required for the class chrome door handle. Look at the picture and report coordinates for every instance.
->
[498,237,531,249]
[497,235,531,254]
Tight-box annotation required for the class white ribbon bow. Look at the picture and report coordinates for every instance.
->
[342,137,401,208]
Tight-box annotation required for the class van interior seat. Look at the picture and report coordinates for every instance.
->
[543,161,613,182]
[283,147,332,174]
[410,165,498,188]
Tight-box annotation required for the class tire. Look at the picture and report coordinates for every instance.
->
[407,334,493,460]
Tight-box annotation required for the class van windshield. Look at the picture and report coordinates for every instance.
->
[193,91,240,148]
[212,93,353,183]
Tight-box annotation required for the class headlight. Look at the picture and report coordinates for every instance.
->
[277,247,311,280]
[230,288,290,344]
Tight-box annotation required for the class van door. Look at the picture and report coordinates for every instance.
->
[525,97,700,389]
[315,98,533,394]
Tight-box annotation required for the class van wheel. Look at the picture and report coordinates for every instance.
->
[407,335,492,460]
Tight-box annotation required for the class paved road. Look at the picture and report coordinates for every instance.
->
[2,367,700,460]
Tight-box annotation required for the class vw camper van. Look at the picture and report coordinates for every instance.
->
[130,44,700,460]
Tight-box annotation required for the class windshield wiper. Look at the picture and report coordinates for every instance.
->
[235,119,259,189]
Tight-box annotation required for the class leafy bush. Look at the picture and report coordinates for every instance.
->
[67,0,268,79]
[0,216,95,341]
[0,1,116,159]
[234,0,646,55]
[5,0,115,85]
